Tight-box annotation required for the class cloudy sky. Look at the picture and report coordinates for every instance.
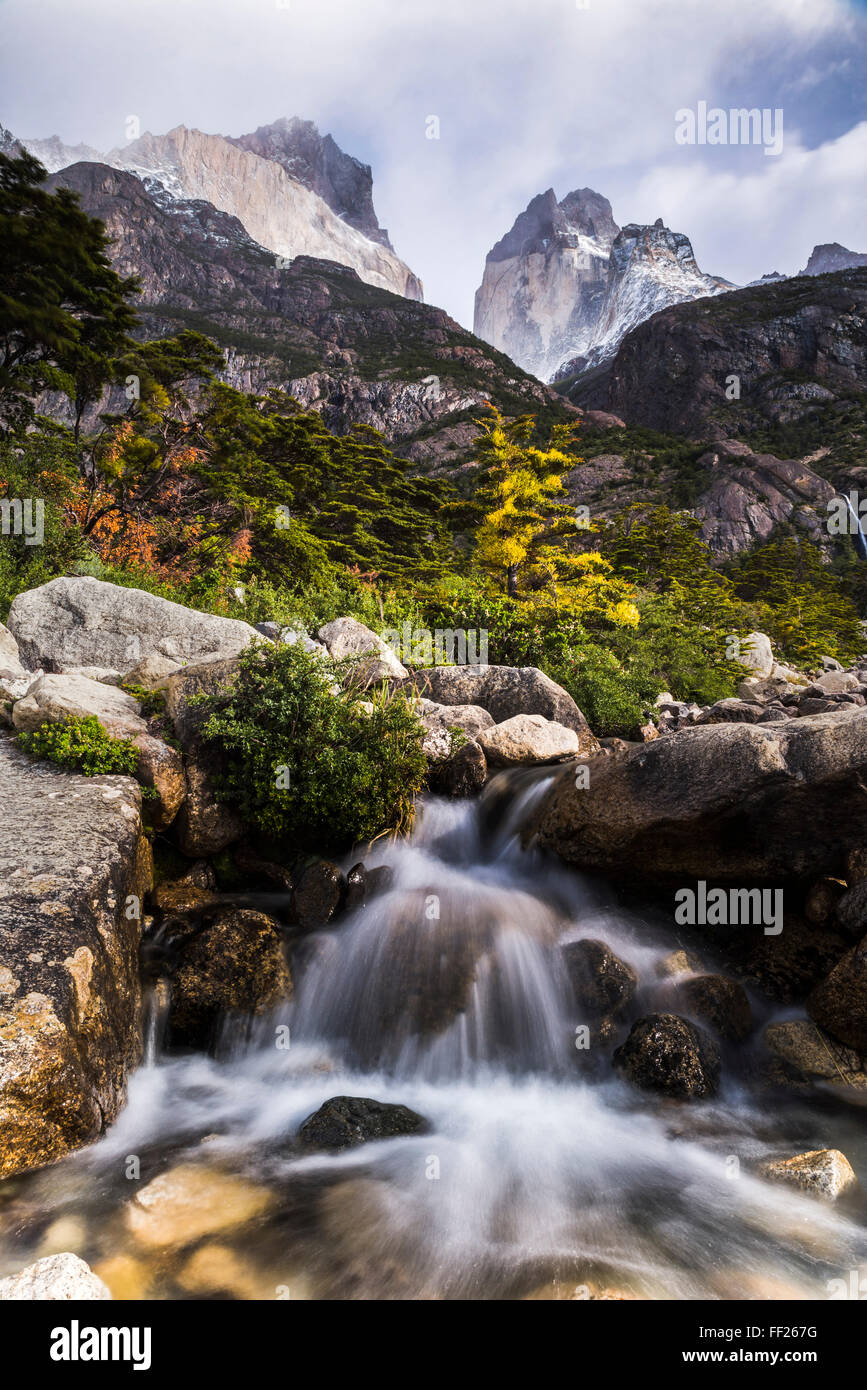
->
[2,0,866,327]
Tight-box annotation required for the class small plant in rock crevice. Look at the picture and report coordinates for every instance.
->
[16,714,140,778]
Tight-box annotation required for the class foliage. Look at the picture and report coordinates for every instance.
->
[196,384,457,583]
[0,150,139,434]
[194,641,427,854]
[120,683,167,718]
[17,715,139,777]
[465,406,639,626]
[725,534,864,665]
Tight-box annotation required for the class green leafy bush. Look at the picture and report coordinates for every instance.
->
[120,683,167,718]
[194,641,427,854]
[17,715,139,777]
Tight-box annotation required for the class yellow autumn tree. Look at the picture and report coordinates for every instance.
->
[471,406,639,626]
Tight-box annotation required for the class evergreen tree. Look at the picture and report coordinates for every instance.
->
[0,150,140,434]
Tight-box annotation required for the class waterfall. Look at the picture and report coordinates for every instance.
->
[2,773,865,1301]
[836,490,867,561]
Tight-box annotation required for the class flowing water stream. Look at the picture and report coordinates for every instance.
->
[1,772,866,1299]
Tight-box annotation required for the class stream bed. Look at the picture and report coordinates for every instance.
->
[1,773,866,1300]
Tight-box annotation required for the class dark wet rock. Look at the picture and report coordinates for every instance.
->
[804,876,847,927]
[833,879,867,940]
[293,859,346,930]
[167,908,292,1048]
[151,873,220,915]
[344,862,367,914]
[427,738,487,797]
[732,913,849,1003]
[298,1095,428,1152]
[677,974,752,1042]
[365,865,394,899]
[562,939,637,1020]
[613,1013,720,1099]
[807,935,867,1052]
[761,1019,867,1093]
[233,843,293,893]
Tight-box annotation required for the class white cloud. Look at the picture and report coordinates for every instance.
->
[1,0,864,325]
[631,121,867,284]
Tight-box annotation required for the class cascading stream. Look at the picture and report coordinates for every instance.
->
[1,771,865,1300]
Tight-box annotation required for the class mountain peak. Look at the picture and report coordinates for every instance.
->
[227,117,391,248]
[800,242,867,276]
[487,186,618,265]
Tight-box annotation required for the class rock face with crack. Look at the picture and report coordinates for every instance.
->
[0,738,152,1179]
[531,707,867,883]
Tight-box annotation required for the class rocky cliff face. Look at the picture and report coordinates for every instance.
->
[801,243,867,277]
[556,219,732,379]
[562,434,837,560]
[227,117,392,248]
[572,268,867,436]
[473,188,618,384]
[474,190,730,383]
[101,125,421,301]
[42,163,570,461]
[15,117,420,301]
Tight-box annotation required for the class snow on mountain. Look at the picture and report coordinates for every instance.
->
[103,126,422,301]
[555,219,733,380]
[474,191,732,383]
[20,133,103,172]
[13,118,422,302]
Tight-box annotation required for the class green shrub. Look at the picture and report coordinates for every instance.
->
[17,715,140,777]
[120,683,167,718]
[194,641,427,854]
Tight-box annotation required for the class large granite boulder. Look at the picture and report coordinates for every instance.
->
[0,737,152,1179]
[477,713,579,767]
[417,698,494,740]
[410,664,598,751]
[7,577,262,680]
[317,617,407,686]
[531,708,867,883]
